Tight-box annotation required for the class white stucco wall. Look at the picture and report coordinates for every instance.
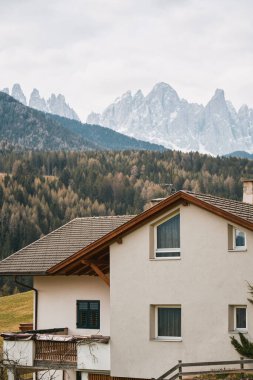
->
[34,276,110,336]
[110,204,253,378]
[77,341,110,371]
[4,340,34,367]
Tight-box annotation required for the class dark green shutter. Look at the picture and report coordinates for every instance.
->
[89,301,100,329]
[76,300,100,329]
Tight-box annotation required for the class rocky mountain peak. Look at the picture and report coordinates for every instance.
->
[47,93,80,121]
[1,84,80,121]
[147,82,180,113]
[29,89,47,112]
[86,82,253,155]
[205,88,228,118]
[214,88,225,99]
[11,83,27,106]
[134,89,144,98]
[238,104,249,116]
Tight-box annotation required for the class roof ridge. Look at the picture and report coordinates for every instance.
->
[182,190,253,207]
[74,215,136,220]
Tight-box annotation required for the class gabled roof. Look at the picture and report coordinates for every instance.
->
[0,190,253,276]
[0,215,135,275]
[48,190,253,275]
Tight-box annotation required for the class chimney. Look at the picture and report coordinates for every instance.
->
[242,179,253,204]
[150,198,165,206]
[144,198,166,210]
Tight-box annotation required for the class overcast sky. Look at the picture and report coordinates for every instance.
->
[0,0,253,120]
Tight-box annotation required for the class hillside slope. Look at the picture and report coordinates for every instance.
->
[0,92,165,151]
[0,291,33,334]
[52,115,165,151]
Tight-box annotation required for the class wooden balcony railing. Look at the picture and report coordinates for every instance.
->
[35,340,77,364]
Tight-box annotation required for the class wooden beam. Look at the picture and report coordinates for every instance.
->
[81,260,110,286]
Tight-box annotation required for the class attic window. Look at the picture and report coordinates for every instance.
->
[228,225,246,251]
[155,213,180,258]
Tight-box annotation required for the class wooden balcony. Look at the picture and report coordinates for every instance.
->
[2,332,110,371]
[34,340,77,366]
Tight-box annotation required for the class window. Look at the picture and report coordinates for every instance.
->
[235,306,247,331]
[228,225,246,251]
[155,213,180,258]
[150,305,181,340]
[235,229,246,249]
[228,305,247,332]
[76,300,100,329]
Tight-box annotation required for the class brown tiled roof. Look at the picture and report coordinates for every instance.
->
[0,215,135,275]
[49,190,253,275]
[184,191,253,223]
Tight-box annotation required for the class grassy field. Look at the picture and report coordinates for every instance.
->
[0,291,33,334]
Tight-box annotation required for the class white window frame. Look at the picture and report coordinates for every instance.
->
[155,305,182,341]
[233,228,247,251]
[155,212,181,260]
[234,306,247,332]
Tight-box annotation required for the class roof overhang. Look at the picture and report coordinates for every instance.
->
[0,271,46,276]
[48,190,253,275]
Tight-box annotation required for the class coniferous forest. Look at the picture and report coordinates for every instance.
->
[0,149,252,294]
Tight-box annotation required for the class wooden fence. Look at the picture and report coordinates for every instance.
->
[35,340,77,364]
[156,358,253,380]
[89,375,148,380]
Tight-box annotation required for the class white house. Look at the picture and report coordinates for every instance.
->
[1,181,253,380]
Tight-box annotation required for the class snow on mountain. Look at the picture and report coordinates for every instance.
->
[87,82,253,156]
[2,84,80,121]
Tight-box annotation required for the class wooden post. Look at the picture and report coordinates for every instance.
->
[240,356,244,380]
[178,360,182,380]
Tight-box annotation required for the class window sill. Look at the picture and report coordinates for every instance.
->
[150,257,181,261]
[228,330,248,334]
[151,337,183,342]
[228,249,247,253]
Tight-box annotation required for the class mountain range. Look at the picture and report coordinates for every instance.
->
[0,91,164,151]
[2,84,80,121]
[87,82,253,156]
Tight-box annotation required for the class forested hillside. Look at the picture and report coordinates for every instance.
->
[0,91,164,151]
[0,149,252,294]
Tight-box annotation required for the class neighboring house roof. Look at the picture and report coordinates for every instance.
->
[0,215,135,275]
[0,190,253,276]
[48,190,253,275]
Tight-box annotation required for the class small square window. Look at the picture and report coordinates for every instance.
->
[151,305,182,340]
[76,300,100,329]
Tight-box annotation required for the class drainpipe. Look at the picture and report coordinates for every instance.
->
[14,276,38,330]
